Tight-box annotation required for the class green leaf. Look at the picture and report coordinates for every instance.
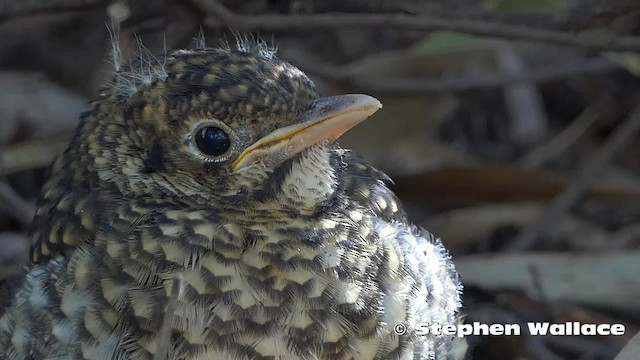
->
[413,31,478,54]
[484,0,561,13]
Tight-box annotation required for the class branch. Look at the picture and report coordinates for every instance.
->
[520,105,603,169]
[0,135,70,176]
[191,0,640,53]
[509,102,640,251]
[288,55,618,94]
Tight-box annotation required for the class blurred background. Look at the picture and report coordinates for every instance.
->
[1,0,640,359]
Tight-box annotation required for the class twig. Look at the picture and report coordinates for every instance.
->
[192,0,640,53]
[289,55,618,94]
[154,274,184,360]
[509,103,640,251]
[0,0,106,18]
[0,135,70,176]
[527,265,555,318]
[488,1,637,32]
[520,105,602,169]
[615,331,640,360]
[0,182,35,227]
[495,42,548,144]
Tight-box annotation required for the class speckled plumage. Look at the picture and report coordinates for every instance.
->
[0,42,463,360]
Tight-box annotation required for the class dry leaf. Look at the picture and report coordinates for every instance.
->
[392,164,640,211]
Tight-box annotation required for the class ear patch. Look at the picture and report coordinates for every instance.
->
[142,140,165,173]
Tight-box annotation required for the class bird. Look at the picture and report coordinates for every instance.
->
[0,39,463,360]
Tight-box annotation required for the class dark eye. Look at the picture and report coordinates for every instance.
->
[195,126,231,156]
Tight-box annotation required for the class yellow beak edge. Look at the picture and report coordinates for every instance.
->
[231,94,382,171]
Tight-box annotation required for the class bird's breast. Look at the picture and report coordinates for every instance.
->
[2,201,431,360]
[104,206,391,359]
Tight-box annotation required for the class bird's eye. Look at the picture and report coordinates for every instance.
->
[195,126,231,156]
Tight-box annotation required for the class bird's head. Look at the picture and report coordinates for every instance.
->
[76,43,381,212]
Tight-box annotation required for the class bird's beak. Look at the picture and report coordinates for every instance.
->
[231,94,382,171]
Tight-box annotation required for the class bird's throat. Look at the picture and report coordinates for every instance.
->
[277,144,338,212]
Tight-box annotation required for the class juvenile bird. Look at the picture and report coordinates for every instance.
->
[0,41,463,360]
